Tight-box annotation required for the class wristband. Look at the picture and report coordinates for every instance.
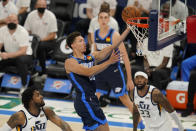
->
[170,111,184,131]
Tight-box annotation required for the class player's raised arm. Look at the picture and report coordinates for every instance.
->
[43,107,72,131]
[152,89,185,131]
[92,27,130,62]
[65,50,120,77]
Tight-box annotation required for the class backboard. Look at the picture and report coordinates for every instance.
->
[148,0,188,51]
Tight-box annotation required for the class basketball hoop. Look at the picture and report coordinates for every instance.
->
[126,17,149,56]
[127,16,181,56]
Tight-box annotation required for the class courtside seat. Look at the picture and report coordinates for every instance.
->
[0,35,40,89]
[49,0,74,34]
[1,35,40,75]
[45,36,72,78]
[57,19,66,38]
[43,36,73,95]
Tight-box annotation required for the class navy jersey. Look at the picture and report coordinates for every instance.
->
[94,28,114,51]
[67,54,107,130]
[94,28,119,67]
[67,54,96,96]
[94,28,126,97]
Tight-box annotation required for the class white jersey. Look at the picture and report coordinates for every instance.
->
[134,85,169,128]
[17,107,47,131]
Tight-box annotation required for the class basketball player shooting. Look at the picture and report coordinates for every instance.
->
[0,86,72,131]
[130,71,186,131]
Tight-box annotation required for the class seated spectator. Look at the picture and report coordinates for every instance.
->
[171,0,188,20]
[24,0,57,76]
[0,0,18,27]
[142,38,174,90]
[181,69,196,117]
[181,53,196,82]
[76,0,117,37]
[11,0,31,25]
[11,0,31,15]
[0,14,33,94]
[127,0,152,16]
[88,2,119,49]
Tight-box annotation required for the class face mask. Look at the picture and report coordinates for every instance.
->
[7,23,17,30]
[37,8,46,14]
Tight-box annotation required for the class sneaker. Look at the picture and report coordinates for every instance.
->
[181,109,194,117]
[138,120,145,130]
[99,97,111,107]
[41,74,47,81]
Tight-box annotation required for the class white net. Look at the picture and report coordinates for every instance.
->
[127,18,149,56]
[127,17,181,56]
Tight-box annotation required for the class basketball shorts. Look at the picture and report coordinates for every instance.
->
[74,94,107,130]
[95,64,127,97]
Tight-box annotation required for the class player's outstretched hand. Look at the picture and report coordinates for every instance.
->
[109,49,122,64]
[127,79,134,91]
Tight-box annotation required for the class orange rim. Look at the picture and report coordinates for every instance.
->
[127,17,149,28]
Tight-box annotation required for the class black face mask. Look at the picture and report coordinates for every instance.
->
[37,8,46,14]
[7,23,17,30]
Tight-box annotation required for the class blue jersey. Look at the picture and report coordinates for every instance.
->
[67,54,96,96]
[94,28,126,97]
[67,54,107,130]
[94,28,119,68]
[94,28,114,51]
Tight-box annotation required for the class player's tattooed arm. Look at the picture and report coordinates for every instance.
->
[152,89,174,113]
[133,103,140,131]
[44,107,72,131]
[7,112,25,128]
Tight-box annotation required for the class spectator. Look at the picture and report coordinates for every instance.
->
[127,0,152,16]
[86,0,117,19]
[11,0,31,15]
[0,0,18,27]
[171,0,188,20]
[75,0,117,37]
[11,0,31,25]
[142,38,174,90]
[181,55,196,81]
[24,0,57,76]
[88,2,119,49]
[0,14,33,94]
[181,69,196,117]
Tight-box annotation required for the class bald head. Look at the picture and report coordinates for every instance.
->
[7,14,18,25]
[36,0,47,9]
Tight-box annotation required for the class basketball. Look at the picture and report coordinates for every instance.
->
[121,6,141,23]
